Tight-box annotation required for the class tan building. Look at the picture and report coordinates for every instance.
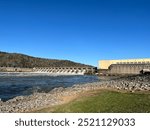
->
[99,58,150,69]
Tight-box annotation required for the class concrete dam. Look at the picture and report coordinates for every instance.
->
[99,58,150,75]
[33,67,95,75]
[0,67,96,75]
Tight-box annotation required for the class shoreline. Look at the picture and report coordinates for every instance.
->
[0,74,150,113]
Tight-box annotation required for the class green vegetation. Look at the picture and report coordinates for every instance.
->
[0,51,91,68]
[37,90,150,113]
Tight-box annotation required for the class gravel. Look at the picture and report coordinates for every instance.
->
[0,74,150,113]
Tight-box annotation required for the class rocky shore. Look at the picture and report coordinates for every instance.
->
[0,74,150,113]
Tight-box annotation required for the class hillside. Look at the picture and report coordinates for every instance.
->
[0,51,92,68]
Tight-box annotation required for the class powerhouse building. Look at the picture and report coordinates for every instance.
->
[99,58,150,75]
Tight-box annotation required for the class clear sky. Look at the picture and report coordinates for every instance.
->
[0,0,150,66]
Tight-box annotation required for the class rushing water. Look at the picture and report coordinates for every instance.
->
[0,73,99,101]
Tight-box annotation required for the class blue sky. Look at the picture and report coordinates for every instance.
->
[0,0,150,66]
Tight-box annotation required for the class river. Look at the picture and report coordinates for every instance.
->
[0,73,99,101]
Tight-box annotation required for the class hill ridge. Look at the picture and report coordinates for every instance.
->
[0,51,92,68]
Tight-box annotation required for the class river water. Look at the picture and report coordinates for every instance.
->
[0,73,99,101]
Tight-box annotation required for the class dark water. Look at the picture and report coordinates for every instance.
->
[0,73,99,101]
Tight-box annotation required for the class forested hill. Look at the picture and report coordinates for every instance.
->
[0,51,92,68]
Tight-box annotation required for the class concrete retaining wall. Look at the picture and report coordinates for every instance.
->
[0,67,33,72]
[99,64,150,75]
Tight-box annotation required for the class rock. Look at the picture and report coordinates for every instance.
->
[50,87,65,93]
[0,74,150,113]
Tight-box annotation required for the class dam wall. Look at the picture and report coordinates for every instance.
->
[0,67,96,75]
[33,67,95,75]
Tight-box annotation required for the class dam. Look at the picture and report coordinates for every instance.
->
[99,58,150,75]
[33,67,95,75]
[0,67,96,75]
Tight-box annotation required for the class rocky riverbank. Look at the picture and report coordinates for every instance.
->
[0,74,150,113]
